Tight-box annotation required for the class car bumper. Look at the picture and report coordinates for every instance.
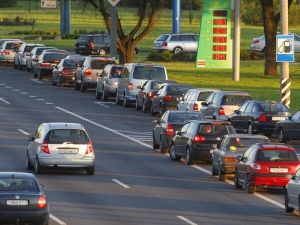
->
[0,209,49,223]
[250,173,292,187]
[125,92,137,103]
[190,147,212,161]
[0,56,14,63]
[60,74,76,83]
[39,157,95,168]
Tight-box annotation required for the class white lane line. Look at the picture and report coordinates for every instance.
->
[94,102,110,107]
[45,102,53,104]
[177,216,197,225]
[0,84,4,85]
[13,89,20,91]
[115,130,152,135]
[37,99,45,101]
[55,107,152,149]
[17,129,30,136]
[112,179,130,189]
[31,79,42,83]
[5,86,12,88]
[50,214,67,225]
[0,98,10,104]
[29,96,36,97]
[20,92,28,94]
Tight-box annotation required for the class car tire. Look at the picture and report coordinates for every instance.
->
[234,170,242,189]
[74,79,80,91]
[169,144,181,161]
[152,133,159,149]
[150,104,156,116]
[247,123,253,134]
[57,76,63,87]
[115,91,122,105]
[51,75,56,86]
[99,48,106,56]
[135,98,142,110]
[13,60,17,69]
[160,137,168,154]
[159,105,164,117]
[218,164,226,181]
[279,128,288,143]
[38,70,43,80]
[102,88,108,101]
[26,151,34,170]
[173,47,183,54]
[86,165,95,175]
[211,162,218,176]
[142,100,148,113]
[186,147,194,165]
[35,158,44,174]
[246,174,255,194]
[96,87,102,99]
[18,61,22,70]
[80,80,87,92]
[33,69,38,78]
[26,65,30,72]
[284,192,294,213]
[123,93,130,107]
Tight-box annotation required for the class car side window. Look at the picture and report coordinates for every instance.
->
[186,122,195,134]
[245,102,254,113]
[294,168,300,180]
[183,91,191,100]
[238,102,248,113]
[170,35,180,41]
[123,67,130,79]
[242,147,254,161]
[180,122,190,133]
[212,93,220,105]
[181,35,193,41]
[34,125,43,139]
[205,93,215,104]
[292,110,300,120]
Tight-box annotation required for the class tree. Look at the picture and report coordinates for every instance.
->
[258,0,293,75]
[80,0,165,63]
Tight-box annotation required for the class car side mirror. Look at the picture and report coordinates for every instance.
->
[27,136,34,141]
[234,110,239,114]
[201,102,208,106]
[236,155,242,161]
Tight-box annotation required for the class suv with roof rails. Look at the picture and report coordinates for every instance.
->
[116,63,168,107]
[153,33,199,54]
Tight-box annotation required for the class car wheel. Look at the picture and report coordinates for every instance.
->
[26,65,30,72]
[169,144,181,161]
[284,191,294,213]
[135,98,141,110]
[33,68,38,78]
[102,88,108,101]
[246,174,255,194]
[99,48,106,56]
[26,151,34,170]
[247,123,253,134]
[173,47,183,54]
[86,165,95,175]
[152,133,159,149]
[142,100,148,113]
[150,104,156,116]
[57,76,63,87]
[123,93,130,107]
[186,147,194,165]
[234,170,242,189]
[35,158,44,174]
[218,164,226,181]
[159,137,168,154]
[96,87,102,99]
[38,70,43,80]
[74,78,80,90]
[159,105,164,117]
[51,75,56,86]
[80,80,87,92]
[115,91,122,105]
[279,128,288,143]
[211,161,218,176]
[18,61,22,70]
[13,60,17,69]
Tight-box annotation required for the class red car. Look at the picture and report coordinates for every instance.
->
[234,143,300,194]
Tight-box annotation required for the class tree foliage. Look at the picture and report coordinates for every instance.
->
[0,0,18,7]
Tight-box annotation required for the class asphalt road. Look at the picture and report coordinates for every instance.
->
[0,65,299,225]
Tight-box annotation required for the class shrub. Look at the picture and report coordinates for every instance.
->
[0,0,17,8]
[0,16,35,26]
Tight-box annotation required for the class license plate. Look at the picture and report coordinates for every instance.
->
[6,200,28,206]
[79,45,85,47]
[154,43,159,47]
[58,149,78,154]
[270,168,288,173]
[272,116,285,121]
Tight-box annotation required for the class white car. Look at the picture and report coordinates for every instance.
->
[26,46,57,72]
[26,122,95,175]
[284,167,300,214]
[251,32,300,52]
[177,88,219,111]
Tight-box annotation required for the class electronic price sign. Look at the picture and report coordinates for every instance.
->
[196,0,232,68]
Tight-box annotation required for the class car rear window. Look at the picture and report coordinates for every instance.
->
[91,60,115,69]
[5,42,22,50]
[197,91,214,101]
[156,34,170,41]
[0,179,37,192]
[222,95,252,105]
[256,150,299,162]
[167,85,193,94]
[24,46,35,52]
[77,36,91,43]
[260,102,290,112]
[63,59,83,67]
[199,124,236,135]
[44,53,67,61]
[168,113,205,122]
[226,137,270,150]
[132,67,166,80]
[47,129,88,144]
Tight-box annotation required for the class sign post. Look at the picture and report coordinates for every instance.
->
[41,0,56,8]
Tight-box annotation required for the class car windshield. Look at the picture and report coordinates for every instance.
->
[47,129,88,144]
[226,137,270,150]
[0,178,38,192]
[133,67,166,80]
[256,150,299,162]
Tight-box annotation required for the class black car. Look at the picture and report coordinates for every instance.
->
[136,79,177,113]
[229,100,291,136]
[0,172,49,225]
[151,83,194,116]
[169,120,236,165]
[275,109,300,143]
[152,110,206,153]
[75,33,139,56]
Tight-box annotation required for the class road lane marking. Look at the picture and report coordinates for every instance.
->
[94,102,110,107]
[17,129,30,135]
[112,179,130,188]
[31,79,42,83]
[29,96,36,97]
[13,89,20,91]
[0,98,10,104]
[50,214,67,225]
[177,216,197,225]
[37,99,45,101]
[20,92,28,94]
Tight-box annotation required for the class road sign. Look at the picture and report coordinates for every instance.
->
[276,35,294,62]
[107,0,121,7]
[41,0,56,8]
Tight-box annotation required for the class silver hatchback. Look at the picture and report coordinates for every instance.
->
[26,122,95,175]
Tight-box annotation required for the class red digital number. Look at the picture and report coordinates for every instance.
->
[213,36,227,43]
[213,28,227,34]
[213,19,227,25]
[213,54,227,60]
[213,10,227,17]
[213,45,227,51]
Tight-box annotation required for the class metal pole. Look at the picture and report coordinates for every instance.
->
[232,0,240,81]
[280,1,290,108]
[172,0,181,33]
[110,5,117,58]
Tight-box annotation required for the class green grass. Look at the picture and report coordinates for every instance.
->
[1,1,300,112]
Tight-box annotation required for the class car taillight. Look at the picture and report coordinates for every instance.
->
[166,124,174,136]
[148,92,156,99]
[253,40,260,44]
[250,163,261,170]
[37,196,47,209]
[128,83,133,90]
[193,103,198,111]
[41,63,51,67]
[258,113,267,122]
[224,157,237,163]
[84,69,92,75]
[61,69,70,74]
[219,107,225,115]
[85,141,93,155]
[89,42,94,48]
[192,135,205,143]
[165,95,172,101]
[162,42,167,47]
[41,140,50,154]
[2,51,9,55]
